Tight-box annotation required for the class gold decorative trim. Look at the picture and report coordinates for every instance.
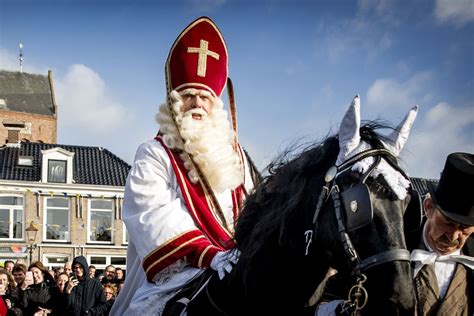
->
[145,234,205,275]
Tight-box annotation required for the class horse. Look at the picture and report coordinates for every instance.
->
[180,95,420,315]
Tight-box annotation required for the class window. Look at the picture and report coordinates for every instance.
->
[41,147,74,184]
[0,196,23,240]
[89,199,113,243]
[48,160,67,183]
[18,156,33,167]
[88,255,126,273]
[45,198,69,241]
[90,256,107,265]
[43,255,69,269]
[123,223,128,245]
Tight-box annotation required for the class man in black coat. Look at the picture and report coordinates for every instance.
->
[65,255,108,315]
[406,152,474,315]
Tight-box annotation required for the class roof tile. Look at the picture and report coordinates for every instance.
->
[0,142,130,186]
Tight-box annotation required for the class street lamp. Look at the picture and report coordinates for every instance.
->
[25,221,38,264]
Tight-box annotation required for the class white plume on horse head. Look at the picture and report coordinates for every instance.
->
[335,94,419,200]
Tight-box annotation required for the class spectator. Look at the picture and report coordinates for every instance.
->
[12,265,26,289]
[56,273,69,294]
[4,261,14,273]
[52,267,64,281]
[100,265,115,285]
[88,265,96,279]
[0,269,22,315]
[64,256,107,315]
[102,283,117,315]
[18,261,61,315]
[63,262,72,276]
[114,268,124,282]
[14,260,25,266]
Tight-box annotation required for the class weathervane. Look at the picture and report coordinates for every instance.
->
[19,43,24,73]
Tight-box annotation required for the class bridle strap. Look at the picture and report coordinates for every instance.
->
[356,249,411,272]
[321,148,412,273]
[336,148,394,174]
[332,186,360,263]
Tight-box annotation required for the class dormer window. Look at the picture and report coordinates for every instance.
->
[41,147,74,184]
[48,159,67,183]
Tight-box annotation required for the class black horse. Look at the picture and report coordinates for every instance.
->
[183,96,419,315]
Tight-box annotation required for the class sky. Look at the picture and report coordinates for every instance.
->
[0,0,473,179]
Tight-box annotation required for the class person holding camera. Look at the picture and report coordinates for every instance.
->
[64,256,107,315]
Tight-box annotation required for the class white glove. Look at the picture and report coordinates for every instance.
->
[315,300,344,316]
[210,248,240,280]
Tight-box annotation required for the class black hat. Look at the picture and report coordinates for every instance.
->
[432,152,474,226]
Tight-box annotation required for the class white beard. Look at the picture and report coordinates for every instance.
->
[155,90,243,193]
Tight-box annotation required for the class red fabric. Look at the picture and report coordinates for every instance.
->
[142,136,245,281]
[143,230,220,282]
[166,16,228,97]
[0,296,7,316]
[156,136,243,249]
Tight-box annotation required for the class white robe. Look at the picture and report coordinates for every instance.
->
[111,139,254,316]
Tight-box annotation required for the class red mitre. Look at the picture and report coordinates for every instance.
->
[166,17,228,97]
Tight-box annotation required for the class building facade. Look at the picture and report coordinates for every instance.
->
[1,70,131,273]
[0,70,57,145]
[0,141,130,271]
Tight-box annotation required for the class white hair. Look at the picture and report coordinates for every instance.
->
[155,90,243,192]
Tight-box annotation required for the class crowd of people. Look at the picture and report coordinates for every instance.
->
[0,257,125,315]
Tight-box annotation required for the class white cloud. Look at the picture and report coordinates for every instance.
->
[366,71,433,115]
[435,0,474,27]
[56,64,128,135]
[357,0,402,26]
[403,101,474,178]
[364,72,474,179]
[319,10,394,63]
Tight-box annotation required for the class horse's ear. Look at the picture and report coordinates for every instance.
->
[336,95,361,165]
[383,105,418,156]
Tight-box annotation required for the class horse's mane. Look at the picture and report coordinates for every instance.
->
[235,121,395,277]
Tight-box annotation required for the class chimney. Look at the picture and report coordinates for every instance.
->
[3,121,26,147]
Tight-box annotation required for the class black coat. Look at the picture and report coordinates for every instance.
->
[66,256,107,316]
[19,281,61,316]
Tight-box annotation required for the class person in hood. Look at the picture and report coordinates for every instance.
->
[64,256,107,315]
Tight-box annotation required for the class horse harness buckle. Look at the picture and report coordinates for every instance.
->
[339,274,368,316]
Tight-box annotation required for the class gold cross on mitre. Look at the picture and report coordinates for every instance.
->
[187,39,220,77]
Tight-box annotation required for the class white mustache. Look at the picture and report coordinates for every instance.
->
[184,108,208,118]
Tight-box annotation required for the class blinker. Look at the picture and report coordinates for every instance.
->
[341,184,373,232]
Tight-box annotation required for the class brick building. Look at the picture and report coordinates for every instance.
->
[0,70,130,272]
[0,70,57,145]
